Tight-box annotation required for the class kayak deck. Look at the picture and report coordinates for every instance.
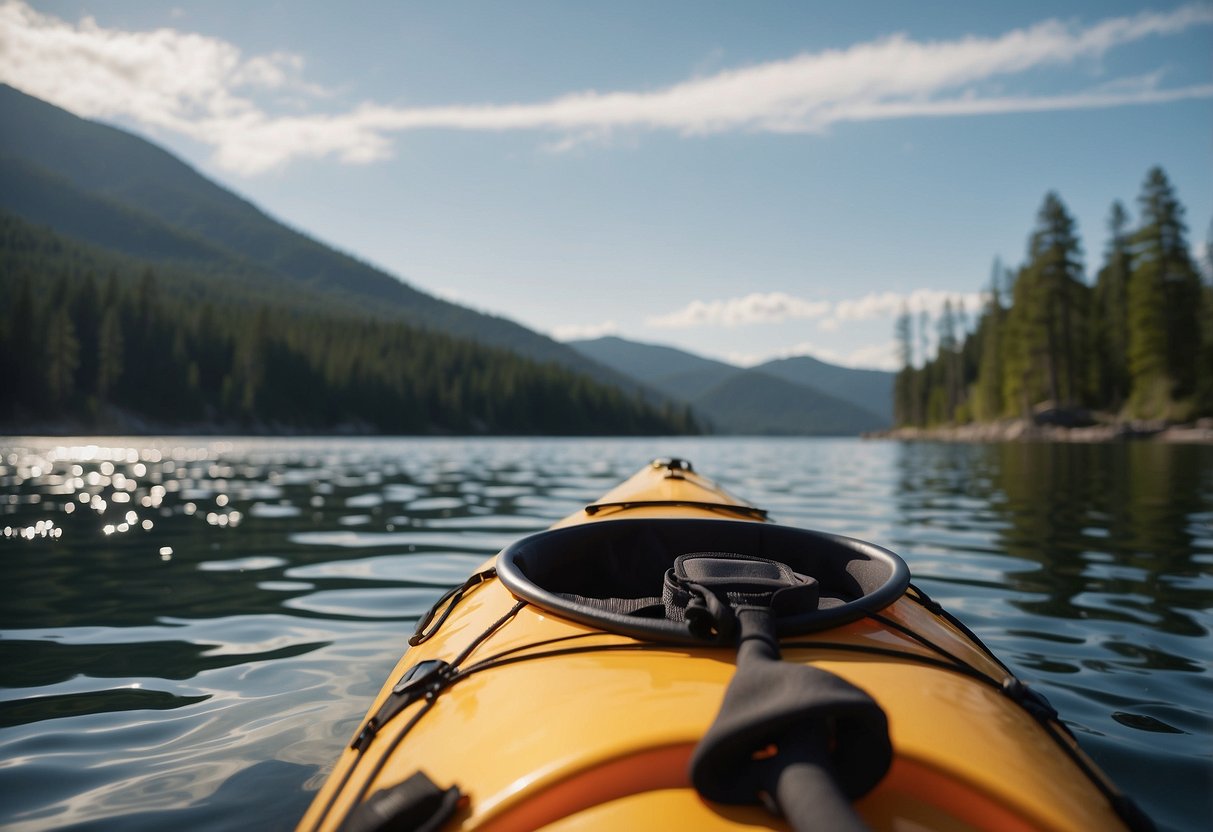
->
[297,460,1141,832]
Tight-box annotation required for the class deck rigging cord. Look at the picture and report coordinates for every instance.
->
[317,570,1153,832]
[307,597,524,832]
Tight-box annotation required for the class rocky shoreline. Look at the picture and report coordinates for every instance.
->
[866,417,1213,443]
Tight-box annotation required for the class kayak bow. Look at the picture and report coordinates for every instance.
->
[298,458,1150,832]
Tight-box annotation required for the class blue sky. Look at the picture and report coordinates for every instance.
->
[2,1,1210,369]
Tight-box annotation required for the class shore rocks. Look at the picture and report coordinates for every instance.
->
[866,417,1213,443]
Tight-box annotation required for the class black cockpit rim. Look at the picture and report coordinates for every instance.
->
[495,518,910,644]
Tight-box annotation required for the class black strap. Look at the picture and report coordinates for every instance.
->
[555,592,665,617]
[352,660,453,753]
[663,553,819,642]
[690,607,890,832]
[683,583,738,641]
[583,500,768,520]
[338,771,461,832]
[409,568,496,646]
[354,601,526,754]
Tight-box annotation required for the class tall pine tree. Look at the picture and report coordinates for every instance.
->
[972,260,1007,420]
[893,306,914,426]
[1127,167,1202,417]
[1003,193,1087,410]
[1092,202,1133,408]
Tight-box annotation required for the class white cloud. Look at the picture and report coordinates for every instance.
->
[648,288,985,331]
[1,2,1211,173]
[1195,240,1213,279]
[551,320,620,341]
[647,292,831,328]
[0,0,343,173]
[845,341,902,371]
[831,289,986,322]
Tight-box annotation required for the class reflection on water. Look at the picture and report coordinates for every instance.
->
[1,437,1210,831]
[891,441,1213,832]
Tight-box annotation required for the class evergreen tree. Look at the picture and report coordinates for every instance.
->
[3,276,39,415]
[1004,193,1087,409]
[937,299,961,419]
[97,304,124,402]
[972,260,1007,420]
[135,267,159,324]
[893,306,914,425]
[1198,221,1213,414]
[71,272,101,402]
[1197,281,1213,417]
[956,299,981,424]
[1127,167,1202,416]
[1001,266,1033,416]
[1092,202,1133,407]
[45,306,80,405]
[102,271,121,308]
[916,309,930,425]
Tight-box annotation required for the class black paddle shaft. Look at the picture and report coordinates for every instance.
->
[690,607,891,832]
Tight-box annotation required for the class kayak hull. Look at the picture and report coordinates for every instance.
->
[298,460,1138,832]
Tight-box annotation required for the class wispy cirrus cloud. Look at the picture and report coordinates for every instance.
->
[1,1,1210,173]
[648,289,985,331]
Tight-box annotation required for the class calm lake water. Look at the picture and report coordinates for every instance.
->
[1,437,1210,832]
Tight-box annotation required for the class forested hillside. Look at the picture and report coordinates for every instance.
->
[0,214,699,435]
[894,167,1212,427]
[0,84,640,389]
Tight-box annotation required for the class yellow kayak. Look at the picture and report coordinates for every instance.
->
[297,459,1151,832]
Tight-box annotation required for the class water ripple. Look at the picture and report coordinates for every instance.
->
[1,437,1210,831]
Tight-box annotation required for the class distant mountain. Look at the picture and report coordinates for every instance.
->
[755,355,894,423]
[695,371,886,435]
[0,84,634,389]
[569,336,892,434]
[658,367,739,403]
[570,336,735,384]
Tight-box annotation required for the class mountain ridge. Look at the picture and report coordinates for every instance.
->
[569,335,892,434]
[754,355,893,423]
[0,83,643,392]
[695,369,886,435]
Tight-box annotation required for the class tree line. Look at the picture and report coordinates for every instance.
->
[0,215,700,435]
[894,167,1211,427]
